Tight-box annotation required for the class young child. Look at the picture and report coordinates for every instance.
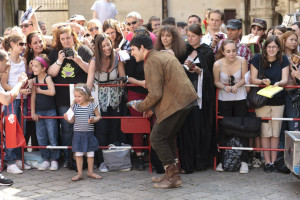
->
[1,34,31,173]
[31,54,59,171]
[64,83,102,181]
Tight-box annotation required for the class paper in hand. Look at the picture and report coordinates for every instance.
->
[66,108,74,121]
[21,6,42,23]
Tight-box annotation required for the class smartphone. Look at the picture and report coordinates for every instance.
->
[292,65,297,71]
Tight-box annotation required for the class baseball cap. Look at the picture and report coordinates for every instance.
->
[227,19,242,29]
[251,18,267,30]
[69,14,86,22]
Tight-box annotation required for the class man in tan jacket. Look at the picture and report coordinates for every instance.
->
[130,34,198,189]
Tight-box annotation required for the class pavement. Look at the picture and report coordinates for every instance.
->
[0,166,299,200]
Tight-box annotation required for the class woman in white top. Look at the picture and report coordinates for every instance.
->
[87,33,125,169]
[1,34,32,173]
[213,39,249,173]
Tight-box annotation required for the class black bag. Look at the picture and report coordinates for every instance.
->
[274,151,291,174]
[223,137,242,172]
[219,116,261,138]
[246,54,268,109]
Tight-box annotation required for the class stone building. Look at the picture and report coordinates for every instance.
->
[1,0,300,36]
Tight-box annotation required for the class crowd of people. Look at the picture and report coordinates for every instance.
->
[1,0,300,188]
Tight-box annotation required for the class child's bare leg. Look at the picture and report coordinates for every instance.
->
[86,152,102,179]
[71,153,83,181]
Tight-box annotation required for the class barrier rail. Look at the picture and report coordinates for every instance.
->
[215,84,299,170]
[0,83,152,173]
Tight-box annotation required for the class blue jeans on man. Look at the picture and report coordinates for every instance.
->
[35,109,60,161]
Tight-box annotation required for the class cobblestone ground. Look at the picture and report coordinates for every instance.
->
[0,167,300,200]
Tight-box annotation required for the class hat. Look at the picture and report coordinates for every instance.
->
[227,19,242,29]
[69,14,86,22]
[251,18,267,30]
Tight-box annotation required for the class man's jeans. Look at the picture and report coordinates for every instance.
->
[36,109,60,161]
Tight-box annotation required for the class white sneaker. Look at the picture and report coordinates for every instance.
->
[216,163,224,172]
[38,161,50,171]
[252,158,262,168]
[99,162,109,173]
[240,162,249,174]
[15,160,31,170]
[7,164,23,174]
[50,161,58,171]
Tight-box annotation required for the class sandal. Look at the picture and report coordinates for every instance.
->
[71,174,83,181]
[87,172,102,179]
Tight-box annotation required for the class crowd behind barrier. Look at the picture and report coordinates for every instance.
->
[1,1,300,187]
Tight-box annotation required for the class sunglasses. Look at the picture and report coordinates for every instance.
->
[228,75,235,86]
[89,27,99,32]
[126,21,138,26]
[84,33,91,38]
[20,24,33,28]
[57,25,70,29]
[18,42,26,46]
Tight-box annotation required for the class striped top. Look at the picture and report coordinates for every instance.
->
[72,102,98,132]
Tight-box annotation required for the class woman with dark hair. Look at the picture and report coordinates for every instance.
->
[213,40,249,173]
[273,25,287,41]
[87,33,125,171]
[250,18,267,54]
[154,25,186,62]
[250,35,289,173]
[48,25,93,167]
[177,24,216,173]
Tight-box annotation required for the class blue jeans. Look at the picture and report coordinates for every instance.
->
[57,106,73,162]
[4,99,27,164]
[36,109,60,161]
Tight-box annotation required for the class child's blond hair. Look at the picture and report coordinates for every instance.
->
[73,83,94,104]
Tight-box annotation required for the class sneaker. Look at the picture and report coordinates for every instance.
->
[63,161,69,168]
[7,164,23,174]
[99,162,109,173]
[50,161,58,171]
[240,162,249,174]
[252,158,262,168]
[135,156,145,171]
[0,173,13,186]
[264,163,273,173]
[118,168,131,172]
[216,163,224,172]
[15,160,31,170]
[38,161,50,171]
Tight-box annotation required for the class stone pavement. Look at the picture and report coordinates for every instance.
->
[0,167,299,200]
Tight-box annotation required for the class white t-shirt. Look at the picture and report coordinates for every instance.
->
[201,31,227,46]
[91,0,118,25]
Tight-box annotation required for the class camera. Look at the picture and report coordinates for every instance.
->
[63,48,74,58]
[217,34,224,40]
[116,75,128,83]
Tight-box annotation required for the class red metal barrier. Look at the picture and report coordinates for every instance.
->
[0,83,153,173]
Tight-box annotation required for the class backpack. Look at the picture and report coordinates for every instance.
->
[223,137,243,172]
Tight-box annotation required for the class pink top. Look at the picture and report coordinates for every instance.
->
[126,32,156,45]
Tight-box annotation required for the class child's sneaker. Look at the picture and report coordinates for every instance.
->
[252,158,262,168]
[7,164,23,174]
[15,160,31,170]
[38,161,50,171]
[240,162,249,174]
[50,161,58,171]
[99,162,109,173]
[216,163,224,172]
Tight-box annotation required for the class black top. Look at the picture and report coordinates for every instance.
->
[48,45,93,106]
[251,54,290,105]
[35,75,55,111]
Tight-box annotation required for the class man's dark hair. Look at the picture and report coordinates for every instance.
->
[162,17,176,26]
[0,50,8,62]
[292,21,300,29]
[188,15,201,23]
[208,9,224,21]
[177,22,187,29]
[130,34,153,50]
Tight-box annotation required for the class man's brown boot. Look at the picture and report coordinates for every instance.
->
[151,174,167,183]
[153,164,182,189]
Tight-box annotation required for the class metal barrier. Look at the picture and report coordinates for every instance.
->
[215,84,300,170]
[0,83,153,173]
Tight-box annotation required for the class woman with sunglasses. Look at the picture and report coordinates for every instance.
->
[87,19,101,39]
[1,34,32,174]
[250,35,289,173]
[213,40,249,173]
[176,24,216,174]
[48,25,93,168]
[87,33,125,171]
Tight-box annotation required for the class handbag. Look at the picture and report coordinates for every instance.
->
[219,116,261,138]
[103,144,131,171]
[246,54,268,109]
[5,95,26,148]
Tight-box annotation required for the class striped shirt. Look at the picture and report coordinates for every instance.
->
[72,102,98,132]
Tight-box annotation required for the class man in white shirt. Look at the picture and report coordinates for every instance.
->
[91,0,118,25]
[201,9,227,48]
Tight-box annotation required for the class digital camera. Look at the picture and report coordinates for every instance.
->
[63,48,74,58]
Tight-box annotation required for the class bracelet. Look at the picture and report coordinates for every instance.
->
[56,60,62,66]
[223,86,226,91]
[261,80,263,85]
